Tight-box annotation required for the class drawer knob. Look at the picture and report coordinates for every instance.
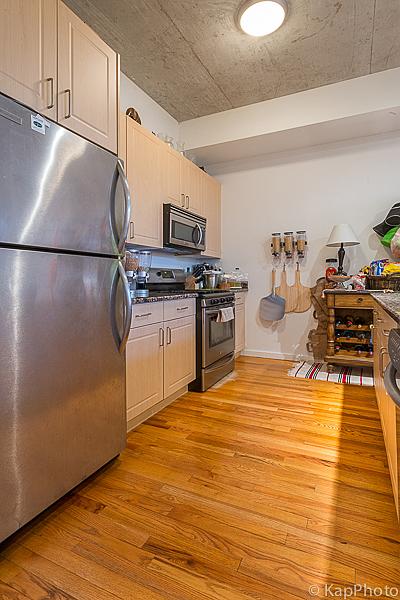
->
[357,297,363,303]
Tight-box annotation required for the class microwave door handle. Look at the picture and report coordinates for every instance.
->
[193,223,202,246]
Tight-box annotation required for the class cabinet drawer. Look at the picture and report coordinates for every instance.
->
[164,298,196,321]
[235,292,246,306]
[131,302,164,328]
[334,295,374,309]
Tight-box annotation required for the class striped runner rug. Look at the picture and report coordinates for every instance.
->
[288,361,374,386]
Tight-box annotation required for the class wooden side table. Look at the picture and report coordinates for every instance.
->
[325,291,374,367]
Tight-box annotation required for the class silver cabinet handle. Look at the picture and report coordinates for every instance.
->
[167,326,172,345]
[129,221,135,240]
[118,261,132,353]
[383,329,390,337]
[181,194,185,207]
[159,327,164,347]
[65,89,72,119]
[46,77,54,109]
[186,195,190,209]
[135,312,152,318]
[117,160,131,253]
[177,306,189,311]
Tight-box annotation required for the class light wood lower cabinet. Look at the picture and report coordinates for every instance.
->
[235,293,246,356]
[126,323,164,422]
[164,316,196,397]
[57,1,118,153]
[373,302,398,518]
[0,0,57,120]
[126,306,196,427]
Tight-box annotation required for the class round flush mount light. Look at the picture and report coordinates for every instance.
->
[238,0,287,37]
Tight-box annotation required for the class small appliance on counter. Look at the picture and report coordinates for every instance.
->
[126,250,152,297]
[145,268,236,391]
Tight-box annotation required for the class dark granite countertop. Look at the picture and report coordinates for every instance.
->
[131,292,198,305]
[371,292,400,324]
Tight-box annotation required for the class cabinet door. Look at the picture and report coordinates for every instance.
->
[164,316,196,397]
[0,0,57,119]
[126,323,164,422]
[126,119,163,247]
[57,1,117,152]
[235,303,245,355]
[182,157,203,215]
[202,173,221,258]
[163,146,184,208]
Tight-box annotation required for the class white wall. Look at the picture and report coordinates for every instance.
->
[120,73,179,141]
[217,134,400,361]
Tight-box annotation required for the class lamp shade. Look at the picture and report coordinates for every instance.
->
[326,224,360,247]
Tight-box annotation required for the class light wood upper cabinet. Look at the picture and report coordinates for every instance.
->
[126,323,164,423]
[373,304,398,518]
[164,316,196,398]
[163,146,184,208]
[125,118,163,248]
[202,173,221,258]
[181,156,203,215]
[0,0,57,119]
[57,1,118,152]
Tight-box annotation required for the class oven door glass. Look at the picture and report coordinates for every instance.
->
[203,308,235,368]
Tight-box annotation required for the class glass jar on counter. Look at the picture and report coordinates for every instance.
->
[325,258,338,279]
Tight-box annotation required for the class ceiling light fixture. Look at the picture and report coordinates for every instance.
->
[238,0,287,37]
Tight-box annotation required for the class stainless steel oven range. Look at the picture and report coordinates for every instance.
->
[190,292,235,392]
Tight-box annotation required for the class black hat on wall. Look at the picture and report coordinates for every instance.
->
[373,203,400,237]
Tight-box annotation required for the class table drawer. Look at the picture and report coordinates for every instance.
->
[164,298,196,321]
[334,295,374,309]
[131,302,164,328]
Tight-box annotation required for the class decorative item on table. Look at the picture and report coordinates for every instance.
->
[390,228,400,259]
[327,274,352,289]
[126,107,141,124]
[326,224,360,275]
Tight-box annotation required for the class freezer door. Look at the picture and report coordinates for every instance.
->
[0,248,127,543]
[0,93,130,256]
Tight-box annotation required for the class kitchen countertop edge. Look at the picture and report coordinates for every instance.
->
[131,293,198,304]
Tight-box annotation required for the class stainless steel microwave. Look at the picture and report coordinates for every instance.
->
[163,204,206,253]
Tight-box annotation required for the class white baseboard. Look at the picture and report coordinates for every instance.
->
[242,349,311,362]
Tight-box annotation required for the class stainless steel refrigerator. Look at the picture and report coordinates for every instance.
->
[0,93,132,543]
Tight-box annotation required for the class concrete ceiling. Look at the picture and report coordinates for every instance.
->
[64,0,400,122]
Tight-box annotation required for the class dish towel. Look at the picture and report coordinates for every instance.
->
[216,307,234,323]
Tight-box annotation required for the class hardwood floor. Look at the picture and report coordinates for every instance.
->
[1,356,399,599]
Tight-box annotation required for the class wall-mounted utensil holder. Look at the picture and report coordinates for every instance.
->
[283,232,294,259]
[270,231,308,261]
[271,232,282,258]
[295,230,307,259]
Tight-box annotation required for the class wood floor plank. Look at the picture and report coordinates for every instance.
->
[1,356,399,599]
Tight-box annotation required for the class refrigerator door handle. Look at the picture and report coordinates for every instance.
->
[117,160,131,254]
[118,261,132,353]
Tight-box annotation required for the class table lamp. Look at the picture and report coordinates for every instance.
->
[326,224,360,275]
